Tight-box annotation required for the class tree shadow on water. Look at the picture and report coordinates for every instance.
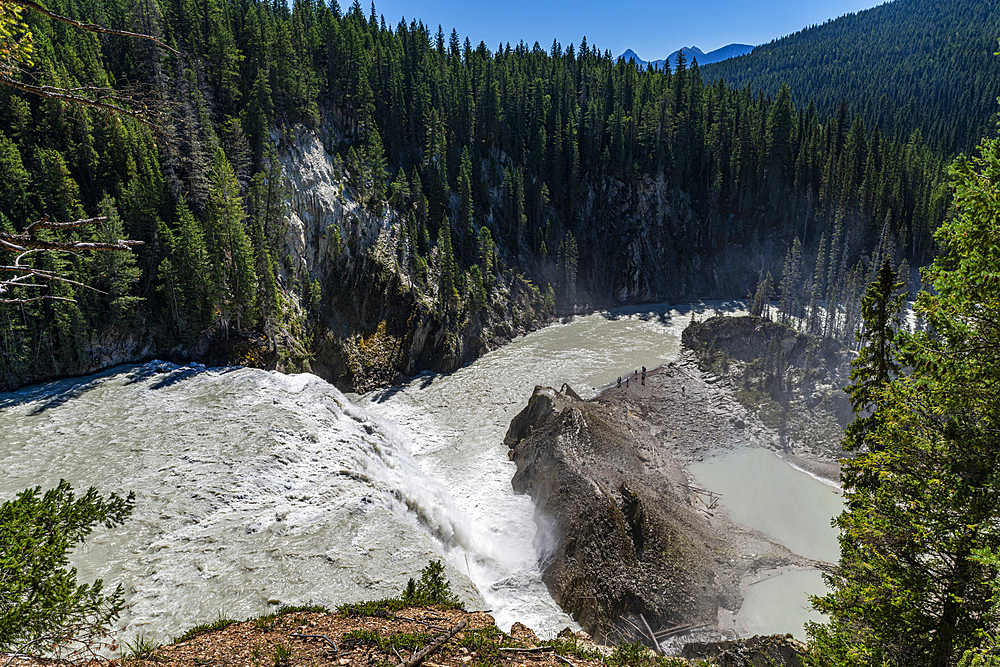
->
[372,386,403,403]
[0,364,137,414]
[601,307,675,324]
[133,363,241,391]
[0,363,229,416]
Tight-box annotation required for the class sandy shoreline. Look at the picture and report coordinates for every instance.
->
[773,450,842,490]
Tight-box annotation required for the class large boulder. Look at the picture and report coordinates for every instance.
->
[504,382,805,644]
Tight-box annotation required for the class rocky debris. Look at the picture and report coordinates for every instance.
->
[682,315,853,461]
[681,634,808,667]
[504,381,810,646]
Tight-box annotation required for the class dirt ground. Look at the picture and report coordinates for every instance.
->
[2,606,663,667]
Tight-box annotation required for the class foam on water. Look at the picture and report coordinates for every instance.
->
[0,363,488,640]
[2,301,792,643]
[356,302,747,634]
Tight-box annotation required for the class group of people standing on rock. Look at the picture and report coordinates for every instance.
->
[616,366,647,389]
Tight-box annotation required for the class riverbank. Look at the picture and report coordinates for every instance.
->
[1,605,598,667]
[596,350,841,483]
[3,604,809,667]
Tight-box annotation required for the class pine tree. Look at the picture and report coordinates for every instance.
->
[477,225,495,287]
[765,83,794,185]
[749,272,773,318]
[842,258,904,467]
[91,196,142,325]
[170,199,215,336]
[558,230,578,302]
[436,218,456,310]
[204,148,256,329]
[778,237,802,323]
[458,149,474,229]
[365,126,387,207]
[0,481,135,658]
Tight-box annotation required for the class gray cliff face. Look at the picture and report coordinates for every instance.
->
[574,176,789,304]
[504,380,806,644]
[682,315,853,460]
[275,125,552,392]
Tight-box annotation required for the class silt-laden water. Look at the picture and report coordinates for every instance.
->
[0,301,835,644]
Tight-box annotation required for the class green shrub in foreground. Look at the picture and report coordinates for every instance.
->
[339,559,463,617]
[173,614,239,643]
[0,480,135,659]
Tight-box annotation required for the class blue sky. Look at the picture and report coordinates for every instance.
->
[367,0,888,60]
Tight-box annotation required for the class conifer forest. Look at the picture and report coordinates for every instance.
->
[0,0,961,390]
[5,0,1000,664]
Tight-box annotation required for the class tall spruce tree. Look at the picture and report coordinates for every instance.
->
[841,258,904,458]
[809,116,1000,667]
[204,148,256,329]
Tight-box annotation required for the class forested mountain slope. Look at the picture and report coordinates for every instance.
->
[701,0,1000,154]
[0,0,954,391]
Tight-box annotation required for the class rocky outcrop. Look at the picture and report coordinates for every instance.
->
[681,634,808,667]
[277,126,553,392]
[504,381,809,645]
[682,315,853,460]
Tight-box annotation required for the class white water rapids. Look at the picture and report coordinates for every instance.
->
[0,301,836,644]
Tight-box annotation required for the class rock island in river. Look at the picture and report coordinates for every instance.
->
[503,315,848,647]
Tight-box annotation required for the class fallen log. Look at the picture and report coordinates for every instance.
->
[395,620,467,667]
[554,654,580,667]
[640,614,661,655]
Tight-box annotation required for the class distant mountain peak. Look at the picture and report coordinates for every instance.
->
[617,44,753,70]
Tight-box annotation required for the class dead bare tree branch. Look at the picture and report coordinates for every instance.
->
[0,216,142,304]
[2,0,179,136]
[7,0,178,54]
[0,71,173,138]
[0,1,170,305]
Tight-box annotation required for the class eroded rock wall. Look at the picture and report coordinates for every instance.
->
[276,126,551,392]
[682,315,853,459]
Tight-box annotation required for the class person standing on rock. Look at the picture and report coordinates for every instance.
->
[617,377,622,388]
[641,366,646,385]
[625,376,629,388]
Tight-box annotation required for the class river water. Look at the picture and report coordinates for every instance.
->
[0,300,837,644]
[688,447,842,636]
